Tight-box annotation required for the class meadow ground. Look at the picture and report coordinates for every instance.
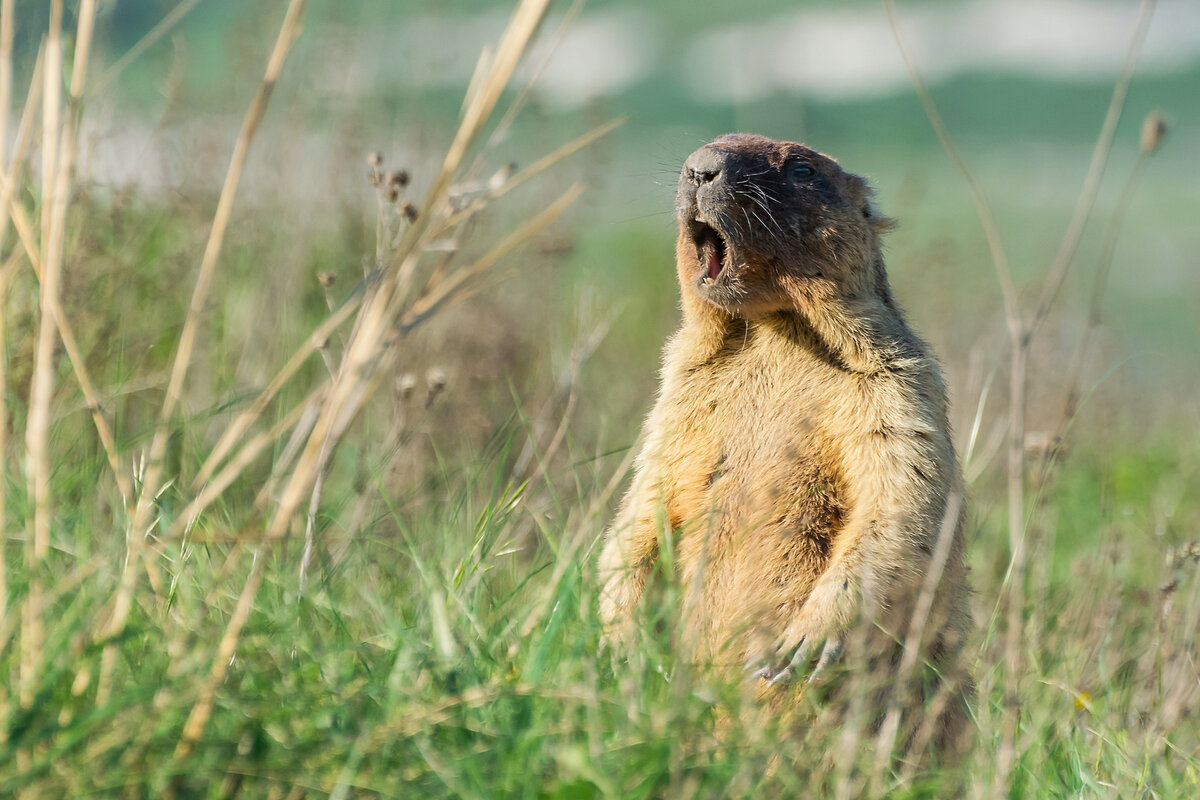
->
[1,1,1199,797]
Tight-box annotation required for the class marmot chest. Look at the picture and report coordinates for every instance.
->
[658,341,848,544]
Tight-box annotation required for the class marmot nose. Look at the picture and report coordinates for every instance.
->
[683,147,726,186]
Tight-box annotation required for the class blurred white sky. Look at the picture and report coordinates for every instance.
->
[383,0,1200,106]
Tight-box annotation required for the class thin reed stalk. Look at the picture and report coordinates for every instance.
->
[0,46,43,258]
[883,0,1156,794]
[1040,119,1162,486]
[0,0,11,170]
[20,0,64,718]
[91,0,202,96]
[870,492,964,782]
[98,0,309,707]
[171,0,579,761]
[0,0,24,624]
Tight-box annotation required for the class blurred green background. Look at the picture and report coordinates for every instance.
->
[40,0,1196,419]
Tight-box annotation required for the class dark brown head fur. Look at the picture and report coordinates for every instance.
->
[675,133,895,317]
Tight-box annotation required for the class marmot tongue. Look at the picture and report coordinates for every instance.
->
[706,243,722,280]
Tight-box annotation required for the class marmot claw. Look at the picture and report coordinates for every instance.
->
[746,634,844,685]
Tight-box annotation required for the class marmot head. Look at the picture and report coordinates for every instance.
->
[675,133,895,317]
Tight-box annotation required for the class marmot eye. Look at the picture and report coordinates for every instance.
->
[790,161,816,180]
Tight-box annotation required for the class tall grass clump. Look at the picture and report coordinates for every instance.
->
[0,0,1196,797]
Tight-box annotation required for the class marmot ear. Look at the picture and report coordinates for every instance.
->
[865,202,897,235]
[846,174,896,235]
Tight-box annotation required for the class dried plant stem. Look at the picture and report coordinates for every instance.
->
[0,30,36,625]
[1029,0,1156,337]
[164,386,324,544]
[91,0,202,96]
[884,1,1155,794]
[997,4,1154,791]
[1039,153,1151,485]
[9,200,133,508]
[21,0,64,716]
[882,0,1016,328]
[488,0,586,147]
[432,115,624,242]
[871,492,963,780]
[195,289,365,487]
[0,0,12,170]
[134,0,307,531]
[99,0,308,707]
[385,0,553,275]
[994,341,1026,790]
[0,257,14,623]
[171,542,268,768]
[172,0,561,761]
[0,46,43,255]
[402,183,583,329]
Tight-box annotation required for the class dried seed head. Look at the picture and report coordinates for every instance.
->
[366,151,383,169]
[397,373,418,400]
[487,162,516,192]
[425,367,447,408]
[399,201,418,222]
[426,367,447,391]
[384,184,400,203]
[1140,111,1167,156]
[317,271,337,288]
[388,169,410,188]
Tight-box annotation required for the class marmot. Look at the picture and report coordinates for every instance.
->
[598,133,972,743]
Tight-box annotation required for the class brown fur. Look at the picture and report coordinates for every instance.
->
[598,134,972,745]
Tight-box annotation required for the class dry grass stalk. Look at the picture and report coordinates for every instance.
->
[17,1,101,734]
[870,491,964,783]
[20,0,65,718]
[91,0,203,96]
[194,289,365,486]
[0,0,11,170]
[170,0,580,762]
[164,386,325,544]
[98,0,309,707]
[1040,111,1167,485]
[0,27,37,625]
[131,0,308,536]
[0,256,14,623]
[488,0,587,147]
[1029,0,1157,336]
[2,43,131,510]
[0,45,44,254]
[884,0,1157,794]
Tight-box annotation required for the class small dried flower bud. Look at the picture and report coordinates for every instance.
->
[487,162,516,192]
[397,373,417,400]
[315,336,331,350]
[317,271,337,287]
[366,151,383,169]
[425,367,447,408]
[388,169,410,187]
[399,201,418,222]
[426,367,447,391]
[1140,111,1167,156]
[384,184,400,203]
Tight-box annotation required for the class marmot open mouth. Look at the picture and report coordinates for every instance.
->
[693,222,729,283]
